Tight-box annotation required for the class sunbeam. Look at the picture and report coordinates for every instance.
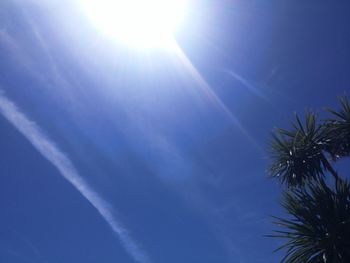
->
[169,41,262,151]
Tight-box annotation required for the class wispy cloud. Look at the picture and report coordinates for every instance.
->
[0,28,19,50]
[0,92,151,263]
[225,69,268,101]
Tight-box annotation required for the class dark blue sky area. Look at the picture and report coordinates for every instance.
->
[0,1,350,262]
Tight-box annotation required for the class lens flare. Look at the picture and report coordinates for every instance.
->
[81,0,188,49]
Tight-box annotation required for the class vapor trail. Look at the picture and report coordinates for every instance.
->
[0,93,151,263]
[225,69,268,101]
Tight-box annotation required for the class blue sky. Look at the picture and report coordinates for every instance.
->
[0,1,350,262]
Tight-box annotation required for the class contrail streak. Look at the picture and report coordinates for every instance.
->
[0,92,151,263]
[225,69,268,101]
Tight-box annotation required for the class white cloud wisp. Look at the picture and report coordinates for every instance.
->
[0,93,151,263]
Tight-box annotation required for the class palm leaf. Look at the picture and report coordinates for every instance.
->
[324,95,350,159]
[268,112,329,187]
[270,179,350,263]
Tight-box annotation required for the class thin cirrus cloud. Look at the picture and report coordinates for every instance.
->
[0,92,152,263]
[225,69,268,101]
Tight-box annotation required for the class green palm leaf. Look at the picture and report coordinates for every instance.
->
[268,112,330,187]
[324,96,350,159]
[271,179,350,263]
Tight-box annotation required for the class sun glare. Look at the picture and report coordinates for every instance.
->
[81,0,188,49]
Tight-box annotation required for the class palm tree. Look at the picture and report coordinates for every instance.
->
[268,112,338,188]
[270,179,350,263]
[268,96,350,262]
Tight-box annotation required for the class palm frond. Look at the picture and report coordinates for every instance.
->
[268,112,329,187]
[324,95,350,159]
[270,179,350,263]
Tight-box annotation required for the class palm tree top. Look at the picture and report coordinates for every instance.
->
[268,112,329,187]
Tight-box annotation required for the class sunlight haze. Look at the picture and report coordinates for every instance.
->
[80,0,188,49]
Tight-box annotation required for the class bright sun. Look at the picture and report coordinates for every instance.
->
[81,0,188,49]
